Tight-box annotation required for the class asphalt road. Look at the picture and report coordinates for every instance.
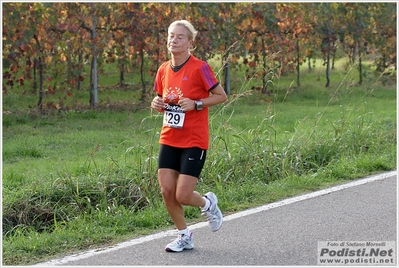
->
[36,171,397,266]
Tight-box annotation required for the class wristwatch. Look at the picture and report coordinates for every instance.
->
[194,100,204,111]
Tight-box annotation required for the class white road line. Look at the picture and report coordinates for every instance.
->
[34,171,397,266]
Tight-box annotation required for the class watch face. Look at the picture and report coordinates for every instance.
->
[196,101,203,110]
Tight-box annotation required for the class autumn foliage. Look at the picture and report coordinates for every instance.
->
[2,3,396,107]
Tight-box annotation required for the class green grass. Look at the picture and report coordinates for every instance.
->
[2,58,396,265]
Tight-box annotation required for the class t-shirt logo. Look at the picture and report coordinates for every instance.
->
[163,86,183,104]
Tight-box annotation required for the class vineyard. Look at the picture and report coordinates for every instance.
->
[2,2,397,110]
[2,3,397,265]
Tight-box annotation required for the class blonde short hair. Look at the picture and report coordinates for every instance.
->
[168,20,198,42]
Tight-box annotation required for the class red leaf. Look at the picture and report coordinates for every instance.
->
[18,76,24,86]
[46,86,55,94]
[11,65,18,73]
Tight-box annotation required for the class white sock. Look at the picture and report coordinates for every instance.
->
[178,228,190,237]
[201,196,211,211]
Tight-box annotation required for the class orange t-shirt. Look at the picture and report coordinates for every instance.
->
[153,55,219,150]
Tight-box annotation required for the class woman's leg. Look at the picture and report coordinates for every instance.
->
[158,169,206,230]
[175,174,206,208]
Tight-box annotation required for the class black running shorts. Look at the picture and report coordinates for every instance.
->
[158,144,207,178]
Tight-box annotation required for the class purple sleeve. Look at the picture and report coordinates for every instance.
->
[200,63,219,91]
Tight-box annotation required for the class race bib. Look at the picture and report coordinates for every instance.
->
[163,104,185,129]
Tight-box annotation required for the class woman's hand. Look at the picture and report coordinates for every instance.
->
[178,97,195,112]
[151,96,165,112]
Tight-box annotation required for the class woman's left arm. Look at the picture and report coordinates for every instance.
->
[202,84,227,107]
[178,84,227,111]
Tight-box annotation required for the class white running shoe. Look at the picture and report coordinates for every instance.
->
[202,192,223,232]
[165,232,194,252]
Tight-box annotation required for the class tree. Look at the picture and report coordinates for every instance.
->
[275,3,314,87]
[234,3,282,93]
[311,3,340,87]
[369,3,397,72]
[2,2,396,109]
